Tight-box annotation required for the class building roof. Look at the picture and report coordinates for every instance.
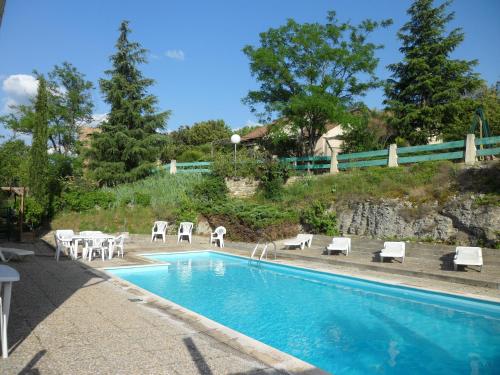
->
[240,126,269,142]
[240,122,338,142]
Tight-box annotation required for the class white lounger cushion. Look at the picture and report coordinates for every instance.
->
[380,242,405,262]
[454,247,483,266]
[0,247,35,262]
[284,234,313,249]
[326,237,351,255]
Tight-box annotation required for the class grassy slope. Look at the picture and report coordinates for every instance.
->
[51,161,499,234]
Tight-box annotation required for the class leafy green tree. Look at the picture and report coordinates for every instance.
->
[88,21,170,186]
[0,140,30,186]
[1,62,94,155]
[185,120,232,145]
[243,11,392,156]
[162,120,231,162]
[47,62,94,154]
[385,0,481,144]
[29,76,50,211]
[341,108,393,153]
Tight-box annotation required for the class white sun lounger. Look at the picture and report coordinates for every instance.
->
[283,234,313,250]
[0,247,35,262]
[380,242,405,263]
[454,246,483,272]
[326,237,351,256]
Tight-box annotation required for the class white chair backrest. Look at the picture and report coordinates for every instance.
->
[179,222,193,234]
[56,229,74,240]
[215,226,226,236]
[297,234,313,241]
[114,234,125,246]
[332,237,349,246]
[384,241,405,251]
[456,246,482,257]
[154,221,168,232]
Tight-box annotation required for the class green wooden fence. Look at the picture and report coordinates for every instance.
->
[164,135,500,174]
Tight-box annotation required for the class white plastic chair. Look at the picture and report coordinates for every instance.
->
[177,222,193,243]
[454,246,483,272]
[85,237,108,261]
[151,221,168,242]
[54,230,75,261]
[326,237,351,256]
[110,234,126,258]
[283,234,313,250]
[210,226,226,248]
[380,242,405,263]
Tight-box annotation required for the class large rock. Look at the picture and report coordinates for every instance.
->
[336,196,499,246]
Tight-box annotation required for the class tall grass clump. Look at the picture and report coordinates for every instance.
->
[107,172,205,208]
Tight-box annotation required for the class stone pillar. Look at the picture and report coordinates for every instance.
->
[388,144,398,167]
[464,134,476,165]
[169,160,177,174]
[330,149,339,174]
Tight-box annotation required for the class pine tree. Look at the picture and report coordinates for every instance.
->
[89,21,170,186]
[385,0,481,144]
[28,76,50,210]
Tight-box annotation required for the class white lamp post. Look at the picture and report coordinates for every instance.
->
[230,134,241,177]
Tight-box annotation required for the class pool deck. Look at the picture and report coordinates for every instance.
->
[0,234,499,374]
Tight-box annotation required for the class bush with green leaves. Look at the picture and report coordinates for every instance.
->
[192,175,228,206]
[257,159,290,200]
[24,197,44,229]
[211,149,262,178]
[301,200,338,235]
[56,188,115,212]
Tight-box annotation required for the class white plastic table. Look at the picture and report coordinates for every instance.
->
[0,265,20,358]
[71,234,116,260]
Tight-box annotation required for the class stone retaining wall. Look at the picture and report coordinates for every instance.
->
[225,178,259,198]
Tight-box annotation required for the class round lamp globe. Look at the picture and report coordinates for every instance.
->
[231,134,241,144]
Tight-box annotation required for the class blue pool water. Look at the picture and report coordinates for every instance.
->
[108,251,500,374]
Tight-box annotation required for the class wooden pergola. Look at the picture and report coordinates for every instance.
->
[1,186,27,241]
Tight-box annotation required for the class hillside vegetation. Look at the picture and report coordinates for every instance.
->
[51,161,500,241]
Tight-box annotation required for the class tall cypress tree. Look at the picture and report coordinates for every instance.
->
[89,21,170,186]
[29,76,49,210]
[385,0,481,144]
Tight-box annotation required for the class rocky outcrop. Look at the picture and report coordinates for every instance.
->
[336,196,499,247]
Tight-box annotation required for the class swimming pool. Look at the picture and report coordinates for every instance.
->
[107,251,500,374]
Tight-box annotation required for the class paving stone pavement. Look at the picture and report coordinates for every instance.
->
[0,241,286,375]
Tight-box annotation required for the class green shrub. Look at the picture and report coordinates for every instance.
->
[205,200,298,229]
[133,192,151,206]
[174,196,199,225]
[193,175,227,205]
[257,159,290,200]
[211,149,263,178]
[178,149,206,162]
[301,200,338,235]
[24,197,44,229]
[57,189,115,211]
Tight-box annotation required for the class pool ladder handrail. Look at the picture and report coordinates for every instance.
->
[250,239,277,261]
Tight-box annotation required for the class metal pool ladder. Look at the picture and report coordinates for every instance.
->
[250,239,277,263]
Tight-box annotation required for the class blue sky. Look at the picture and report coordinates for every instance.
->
[0,0,499,138]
